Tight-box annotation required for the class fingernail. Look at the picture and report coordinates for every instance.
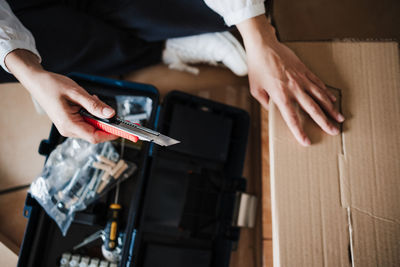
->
[332,127,340,135]
[338,113,345,122]
[102,107,114,117]
[304,138,311,146]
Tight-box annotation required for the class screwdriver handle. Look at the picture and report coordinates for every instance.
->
[104,203,121,251]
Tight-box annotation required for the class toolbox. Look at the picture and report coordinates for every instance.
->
[17,73,256,267]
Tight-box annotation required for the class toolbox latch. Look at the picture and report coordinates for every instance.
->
[23,205,32,219]
[232,192,257,228]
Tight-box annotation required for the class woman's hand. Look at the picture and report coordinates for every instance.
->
[237,16,344,146]
[5,49,118,143]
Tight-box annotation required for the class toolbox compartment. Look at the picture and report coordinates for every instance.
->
[18,74,250,267]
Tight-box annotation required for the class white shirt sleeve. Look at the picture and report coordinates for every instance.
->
[203,0,266,26]
[0,0,41,73]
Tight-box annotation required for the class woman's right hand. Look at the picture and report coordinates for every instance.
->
[5,49,118,143]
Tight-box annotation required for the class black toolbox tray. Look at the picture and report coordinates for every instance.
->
[18,73,250,267]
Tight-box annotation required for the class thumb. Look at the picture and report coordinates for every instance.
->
[67,89,115,118]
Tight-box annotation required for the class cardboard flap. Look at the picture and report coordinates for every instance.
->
[270,41,400,267]
[332,43,400,222]
[334,42,400,266]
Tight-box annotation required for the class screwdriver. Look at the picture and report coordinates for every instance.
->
[103,185,121,251]
[104,138,124,251]
[72,182,123,251]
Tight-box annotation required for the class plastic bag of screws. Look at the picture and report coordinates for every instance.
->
[116,95,152,125]
[30,138,137,235]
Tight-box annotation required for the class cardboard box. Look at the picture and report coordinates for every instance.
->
[273,0,400,41]
[269,41,400,266]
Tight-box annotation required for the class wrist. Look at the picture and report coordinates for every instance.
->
[5,49,45,83]
[237,15,279,48]
[5,49,50,95]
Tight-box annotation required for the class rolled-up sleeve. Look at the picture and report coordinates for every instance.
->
[203,0,265,26]
[0,0,41,73]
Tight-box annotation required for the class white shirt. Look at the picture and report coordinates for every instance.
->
[0,0,41,72]
[204,0,265,27]
[0,0,264,73]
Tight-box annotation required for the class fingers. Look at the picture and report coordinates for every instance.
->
[59,119,119,144]
[252,86,310,146]
[305,83,345,123]
[294,87,340,136]
[56,100,118,143]
[252,88,270,110]
[306,72,337,102]
[66,88,115,119]
[276,98,311,146]
[76,121,119,143]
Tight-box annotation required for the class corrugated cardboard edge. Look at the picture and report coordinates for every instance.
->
[336,88,354,266]
[268,102,280,267]
[346,207,355,267]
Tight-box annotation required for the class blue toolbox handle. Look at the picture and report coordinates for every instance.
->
[68,72,159,95]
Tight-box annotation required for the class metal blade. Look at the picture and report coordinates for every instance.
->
[150,133,181,147]
[114,118,180,147]
[73,230,104,250]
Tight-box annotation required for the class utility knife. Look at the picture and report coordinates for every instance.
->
[80,109,180,146]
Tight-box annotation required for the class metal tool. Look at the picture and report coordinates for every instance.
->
[80,109,180,146]
[102,139,124,251]
[72,201,123,252]
[73,230,104,251]
[72,228,123,263]
[104,136,123,252]
[73,140,126,262]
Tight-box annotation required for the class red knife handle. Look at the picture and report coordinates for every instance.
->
[83,116,139,143]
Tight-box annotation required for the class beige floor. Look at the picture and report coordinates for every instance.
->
[0,83,51,191]
[0,83,51,247]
